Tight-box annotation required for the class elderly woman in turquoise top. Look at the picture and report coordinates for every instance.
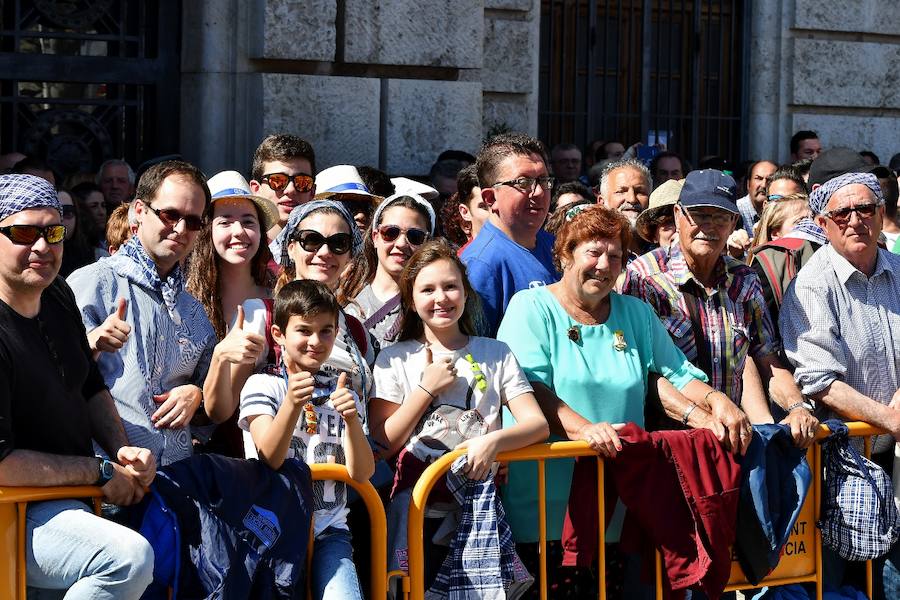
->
[497,205,752,545]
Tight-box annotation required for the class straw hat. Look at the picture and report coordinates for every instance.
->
[206,170,279,231]
[635,178,684,242]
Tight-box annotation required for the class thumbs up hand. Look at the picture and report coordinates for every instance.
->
[283,351,315,407]
[330,372,358,424]
[88,298,132,354]
[419,343,458,399]
[213,305,265,365]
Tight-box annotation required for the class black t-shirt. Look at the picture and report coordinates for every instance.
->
[0,277,106,460]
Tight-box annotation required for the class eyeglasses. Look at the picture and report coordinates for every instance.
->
[679,205,735,227]
[291,229,352,255]
[377,224,429,246]
[145,204,205,231]
[0,224,66,245]
[61,205,76,219]
[822,203,879,225]
[491,176,555,194]
[261,172,315,193]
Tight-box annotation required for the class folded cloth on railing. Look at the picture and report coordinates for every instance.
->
[426,456,534,600]
[133,454,314,599]
[561,423,740,600]
[819,419,900,561]
[734,423,812,584]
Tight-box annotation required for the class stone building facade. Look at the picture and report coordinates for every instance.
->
[748,0,900,164]
[181,0,540,177]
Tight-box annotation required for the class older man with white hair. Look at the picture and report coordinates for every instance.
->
[596,158,654,258]
[780,170,900,596]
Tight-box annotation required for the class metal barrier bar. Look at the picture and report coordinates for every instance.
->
[0,486,104,600]
[309,464,387,600]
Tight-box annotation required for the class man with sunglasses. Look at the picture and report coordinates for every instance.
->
[462,132,559,336]
[0,174,155,596]
[780,171,900,595]
[249,134,317,240]
[622,170,818,449]
[67,161,217,467]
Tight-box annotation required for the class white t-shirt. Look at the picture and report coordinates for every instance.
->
[238,371,365,536]
[372,337,533,461]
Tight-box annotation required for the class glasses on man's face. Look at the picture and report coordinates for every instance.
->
[491,176,555,195]
[61,205,76,219]
[262,172,315,193]
[680,205,734,227]
[377,224,429,246]
[0,224,66,245]
[145,204,205,231]
[292,229,352,255]
[822,203,879,226]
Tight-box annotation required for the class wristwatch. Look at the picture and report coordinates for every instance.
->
[94,458,115,486]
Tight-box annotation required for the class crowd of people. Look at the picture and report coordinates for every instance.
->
[1,126,900,599]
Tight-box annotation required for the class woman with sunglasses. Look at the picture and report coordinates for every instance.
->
[338,193,435,352]
[226,201,374,433]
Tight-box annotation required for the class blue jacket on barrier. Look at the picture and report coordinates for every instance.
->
[734,423,812,584]
[136,454,314,599]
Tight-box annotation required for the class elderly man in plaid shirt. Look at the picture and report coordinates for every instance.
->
[781,171,900,596]
[622,169,818,451]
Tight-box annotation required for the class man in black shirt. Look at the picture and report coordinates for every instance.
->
[0,174,154,597]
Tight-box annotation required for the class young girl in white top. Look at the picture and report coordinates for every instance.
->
[239,279,374,600]
[369,240,548,582]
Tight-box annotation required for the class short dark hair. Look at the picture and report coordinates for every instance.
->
[790,131,818,155]
[552,181,593,210]
[135,160,211,210]
[649,151,686,180]
[273,279,339,330]
[475,132,548,188]
[251,134,316,181]
[12,155,53,178]
[357,166,395,197]
[766,165,808,195]
[430,158,468,183]
[550,143,581,157]
[791,158,813,178]
[455,164,480,207]
[860,150,880,165]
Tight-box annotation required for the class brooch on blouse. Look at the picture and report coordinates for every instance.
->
[613,330,627,351]
[464,353,488,392]
[567,325,581,343]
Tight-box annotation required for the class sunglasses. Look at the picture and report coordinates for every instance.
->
[291,229,352,255]
[822,202,879,225]
[0,224,66,245]
[261,172,315,193]
[376,224,429,246]
[145,204,206,231]
[61,205,76,219]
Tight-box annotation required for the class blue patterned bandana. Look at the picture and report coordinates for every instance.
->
[270,199,363,267]
[787,217,828,246]
[117,235,186,324]
[0,174,60,222]
[809,172,884,216]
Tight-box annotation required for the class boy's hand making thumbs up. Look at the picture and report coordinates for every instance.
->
[330,372,358,424]
[283,351,315,407]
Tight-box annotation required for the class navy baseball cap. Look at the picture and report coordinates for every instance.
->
[678,169,738,214]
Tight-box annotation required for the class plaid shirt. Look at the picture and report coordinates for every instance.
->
[622,241,780,403]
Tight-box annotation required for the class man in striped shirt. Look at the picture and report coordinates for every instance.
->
[622,169,817,447]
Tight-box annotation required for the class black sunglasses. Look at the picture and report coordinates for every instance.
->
[262,172,315,193]
[61,205,76,219]
[0,224,66,245]
[292,229,352,255]
[376,224,429,246]
[146,204,206,231]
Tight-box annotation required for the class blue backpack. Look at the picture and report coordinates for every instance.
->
[819,420,900,561]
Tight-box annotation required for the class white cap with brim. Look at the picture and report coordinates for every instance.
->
[391,177,439,202]
[313,165,379,201]
[207,170,279,232]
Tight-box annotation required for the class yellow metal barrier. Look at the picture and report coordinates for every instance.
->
[407,441,608,600]
[309,464,388,600]
[406,423,890,600]
[0,486,104,599]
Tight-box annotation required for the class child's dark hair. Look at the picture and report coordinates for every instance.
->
[274,280,340,330]
[397,239,483,341]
